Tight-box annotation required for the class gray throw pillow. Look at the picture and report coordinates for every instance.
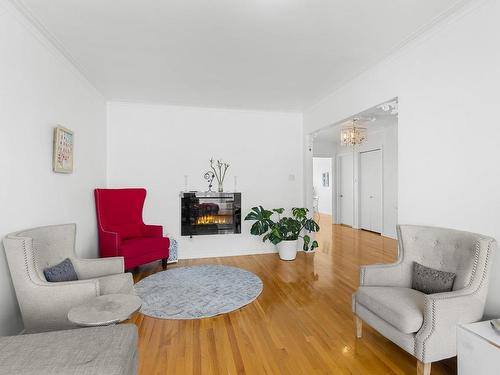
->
[43,258,78,282]
[412,262,456,294]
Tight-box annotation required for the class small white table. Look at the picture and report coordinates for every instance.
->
[68,294,142,327]
[457,320,500,375]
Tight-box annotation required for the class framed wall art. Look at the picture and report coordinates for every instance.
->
[322,172,329,187]
[53,126,74,173]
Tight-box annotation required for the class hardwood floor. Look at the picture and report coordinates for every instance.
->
[130,216,456,374]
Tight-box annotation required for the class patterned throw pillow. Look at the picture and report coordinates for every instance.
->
[412,262,456,294]
[43,258,78,282]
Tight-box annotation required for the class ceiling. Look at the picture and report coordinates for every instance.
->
[15,0,464,111]
[314,101,397,144]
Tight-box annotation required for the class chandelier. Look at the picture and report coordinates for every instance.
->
[340,119,367,147]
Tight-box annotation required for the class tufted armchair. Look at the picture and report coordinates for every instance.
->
[352,225,496,375]
[3,224,135,333]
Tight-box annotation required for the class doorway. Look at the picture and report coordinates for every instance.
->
[312,157,333,217]
[309,98,398,239]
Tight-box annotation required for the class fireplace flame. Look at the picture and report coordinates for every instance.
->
[196,215,231,225]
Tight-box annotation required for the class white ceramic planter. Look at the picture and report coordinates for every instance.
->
[276,240,298,261]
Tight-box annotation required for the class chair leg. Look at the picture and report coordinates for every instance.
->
[161,258,168,270]
[417,360,431,375]
[355,315,362,338]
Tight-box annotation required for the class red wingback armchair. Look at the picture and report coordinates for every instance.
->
[94,188,170,271]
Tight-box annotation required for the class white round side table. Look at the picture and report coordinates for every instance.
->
[68,294,142,327]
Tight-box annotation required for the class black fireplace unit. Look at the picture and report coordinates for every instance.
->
[181,192,241,236]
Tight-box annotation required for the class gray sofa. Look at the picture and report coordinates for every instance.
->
[353,224,496,375]
[0,324,137,375]
[3,224,135,333]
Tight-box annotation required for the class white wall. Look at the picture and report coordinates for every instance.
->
[382,126,398,238]
[107,102,303,259]
[0,2,107,335]
[313,140,336,158]
[313,158,332,215]
[303,0,500,316]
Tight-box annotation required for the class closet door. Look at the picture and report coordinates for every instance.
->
[338,153,353,226]
[359,149,382,233]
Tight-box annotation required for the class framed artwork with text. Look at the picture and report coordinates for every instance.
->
[322,172,329,187]
[53,126,74,173]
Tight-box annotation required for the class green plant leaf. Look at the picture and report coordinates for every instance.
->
[292,207,308,219]
[250,221,269,236]
[273,208,285,214]
[303,218,320,232]
[311,240,319,251]
[303,235,311,251]
[269,227,283,245]
[245,206,273,221]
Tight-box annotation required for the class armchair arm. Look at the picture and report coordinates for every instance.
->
[98,230,121,257]
[142,224,164,237]
[360,260,407,287]
[22,279,100,332]
[72,257,125,279]
[415,289,485,363]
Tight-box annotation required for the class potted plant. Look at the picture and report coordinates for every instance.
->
[245,207,320,261]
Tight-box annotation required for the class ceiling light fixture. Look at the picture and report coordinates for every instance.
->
[340,118,367,147]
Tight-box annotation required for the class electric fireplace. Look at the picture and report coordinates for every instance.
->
[181,192,241,236]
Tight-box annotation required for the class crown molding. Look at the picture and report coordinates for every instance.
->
[5,0,104,99]
[109,99,303,116]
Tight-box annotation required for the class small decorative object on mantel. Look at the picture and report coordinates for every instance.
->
[203,171,215,192]
[245,207,320,261]
[209,158,230,192]
[53,126,74,173]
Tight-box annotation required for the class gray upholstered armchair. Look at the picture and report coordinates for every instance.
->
[3,223,135,333]
[353,225,496,375]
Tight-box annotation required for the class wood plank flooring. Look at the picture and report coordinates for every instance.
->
[130,216,455,374]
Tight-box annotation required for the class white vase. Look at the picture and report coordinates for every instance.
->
[276,240,298,261]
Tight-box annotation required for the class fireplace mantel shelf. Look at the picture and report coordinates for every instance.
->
[179,191,241,198]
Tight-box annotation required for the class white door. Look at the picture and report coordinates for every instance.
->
[338,153,353,226]
[359,149,383,233]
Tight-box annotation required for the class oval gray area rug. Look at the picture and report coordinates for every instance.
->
[135,265,263,319]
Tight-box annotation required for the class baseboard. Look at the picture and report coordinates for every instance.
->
[179,247,278,260]
[382,232,397,240]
